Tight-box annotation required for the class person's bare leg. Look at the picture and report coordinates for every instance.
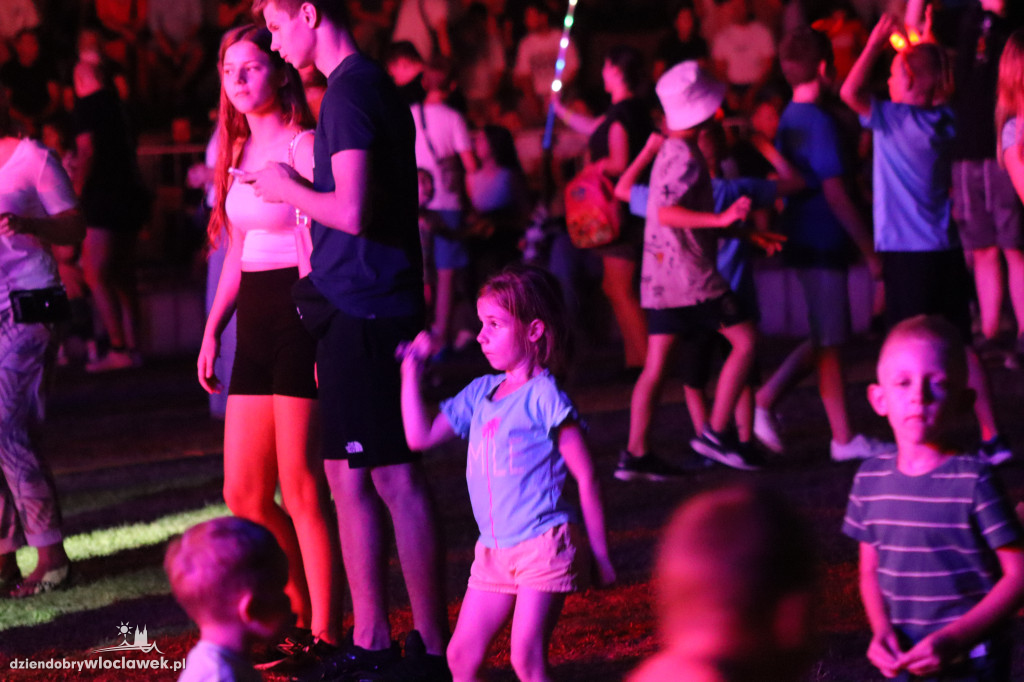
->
[816,346,852,445]
[323,460,390,650]
[966,348,998,442]
[734,385,754,442]
[626,334,677,456]
[447,588,516,682]
[372,462,448,656]
[755,338,815,411]
[223,394,311,626]
[683,386,708,437]
[81,228,126,348]
[972,246,1005,340]
[709,322,756,434]
[508,588,565,682]
[1003,248,1024,342]
[111,232,139,352]
[601,256,648,368]
[274,395,340,644]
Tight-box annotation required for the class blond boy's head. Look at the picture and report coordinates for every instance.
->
[869,315,974,450]
[165,517,292,642]
[889,43,951,107]
[654,484,818,676]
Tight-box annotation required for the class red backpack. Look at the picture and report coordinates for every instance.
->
[564,164,620,249]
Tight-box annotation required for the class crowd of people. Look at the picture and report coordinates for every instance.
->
[3,0,1024,681]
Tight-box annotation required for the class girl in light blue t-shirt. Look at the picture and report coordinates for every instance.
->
[400,265,615,682]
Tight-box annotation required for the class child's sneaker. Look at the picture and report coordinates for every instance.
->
[979,435,1013,467]
[690,429,762,471]
[614,450,686,481]
[753,406,784,453]
[830,434,896,462]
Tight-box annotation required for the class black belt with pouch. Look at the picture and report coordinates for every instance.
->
[9,286,71,324]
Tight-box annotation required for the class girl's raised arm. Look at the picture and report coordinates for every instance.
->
[400,331,457,451]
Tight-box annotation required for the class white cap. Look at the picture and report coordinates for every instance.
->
[656,60,726,131]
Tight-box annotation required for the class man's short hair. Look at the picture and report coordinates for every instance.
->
[778,27,833,88]
[251,0,350,28]
[165,517,288,625]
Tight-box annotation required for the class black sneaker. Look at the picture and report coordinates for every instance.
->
[349,630,451,682]
[614,450,688,481]
[690,429,762,471]
[266,634,400,682]
[255,628,314,670]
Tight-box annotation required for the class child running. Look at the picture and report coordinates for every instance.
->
[400,265,616,682]
[843,315,1024,680]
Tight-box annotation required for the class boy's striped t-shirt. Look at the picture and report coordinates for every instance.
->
[842,453,1023,633]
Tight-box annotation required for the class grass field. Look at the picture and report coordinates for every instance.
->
[1,349,1022,681]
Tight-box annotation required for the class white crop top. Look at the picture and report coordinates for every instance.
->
[225,179,300,268]
[225,130,312,269]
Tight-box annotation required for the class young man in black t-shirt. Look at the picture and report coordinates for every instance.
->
[242,2,448,679]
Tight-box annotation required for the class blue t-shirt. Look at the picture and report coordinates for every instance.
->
[864,99,958,252]
[310,53,424,319]
[440,370,580,549]
[776,102,854,268]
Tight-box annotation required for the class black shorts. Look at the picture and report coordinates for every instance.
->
[677,327,762,388]
[317,308,422,468]
[882,250,973,342]
[645,291,751,336]
[229,267,318,398]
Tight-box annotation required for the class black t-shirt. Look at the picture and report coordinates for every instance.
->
[0,59,57,118]
[587,97,653,165]
[73,88,145,229]
[310,53,424,319]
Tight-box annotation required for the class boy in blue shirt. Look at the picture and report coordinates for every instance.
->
[840,13,1011,466]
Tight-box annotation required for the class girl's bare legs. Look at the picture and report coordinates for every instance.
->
[448,588,516,682]
[273,395,340,643]
[81,228,126,349]
[508,588,566,682]
[223,394,311,627]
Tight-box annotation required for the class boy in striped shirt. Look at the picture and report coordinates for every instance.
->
[843,315,1024,680]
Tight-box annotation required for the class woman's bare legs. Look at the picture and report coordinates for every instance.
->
[601,255,648,369]
[223,394,311,627]
[274,395,341,643]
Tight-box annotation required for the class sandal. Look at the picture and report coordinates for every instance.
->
[7,563,71,598]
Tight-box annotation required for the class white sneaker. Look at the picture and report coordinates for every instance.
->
[754,406,784,453]
[85,349,134,373]
[830,434,897,462]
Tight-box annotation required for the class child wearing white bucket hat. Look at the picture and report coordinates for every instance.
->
[618,61,764,478]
